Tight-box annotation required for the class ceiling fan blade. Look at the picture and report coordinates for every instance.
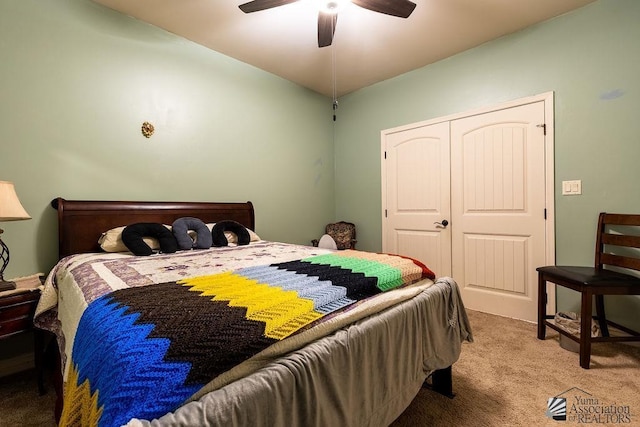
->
[318,11,338,48]
[238,0,299,13]
[352,0,416,18]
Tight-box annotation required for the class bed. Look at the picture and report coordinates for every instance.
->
[34,198,472,427]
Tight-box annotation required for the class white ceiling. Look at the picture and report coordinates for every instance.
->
[92,0,595,97]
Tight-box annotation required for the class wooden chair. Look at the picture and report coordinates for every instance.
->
[537,212,640,368]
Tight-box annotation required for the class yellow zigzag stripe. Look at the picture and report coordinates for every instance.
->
[59,363,103,427]
[178,272,323,340]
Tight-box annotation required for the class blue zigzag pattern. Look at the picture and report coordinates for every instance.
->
[73,296,201,427]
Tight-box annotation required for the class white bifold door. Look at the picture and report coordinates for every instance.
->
[383,99,551,322]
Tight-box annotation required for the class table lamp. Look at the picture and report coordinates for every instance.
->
[0,181,31,291]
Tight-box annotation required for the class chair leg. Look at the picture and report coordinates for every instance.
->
[594,295,609,337]
[537,273,547,340]
[579,289,593,369]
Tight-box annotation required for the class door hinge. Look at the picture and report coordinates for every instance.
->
[537,123,546,135]
[384,151,387,159]
[385,209,388,218]
[544,208,547,219]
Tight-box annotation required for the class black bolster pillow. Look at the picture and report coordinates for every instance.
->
[212,220,251,247]
[172,217,212,250]
[122,223,178,256]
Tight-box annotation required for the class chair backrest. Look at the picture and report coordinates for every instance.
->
[595,212,640,272]
[325,221,356,250]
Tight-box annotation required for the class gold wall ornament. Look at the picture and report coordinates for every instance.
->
[141,121,155,138]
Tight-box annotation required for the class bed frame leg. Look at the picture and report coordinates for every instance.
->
[34,328,64,422]
[53,347,63,423]
[423,366,455,398]
[46,332,64,423]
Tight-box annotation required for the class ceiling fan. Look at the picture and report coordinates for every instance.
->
[238,0,417,48]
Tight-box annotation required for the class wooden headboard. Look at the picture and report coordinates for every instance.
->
[51,198,255,259]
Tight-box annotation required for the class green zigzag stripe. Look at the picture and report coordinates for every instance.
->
[302,254,404,291]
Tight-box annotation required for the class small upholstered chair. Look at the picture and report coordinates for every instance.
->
[537,212,640,368]
[312,221,357,250]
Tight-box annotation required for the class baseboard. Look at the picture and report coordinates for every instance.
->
[0,353,34,378]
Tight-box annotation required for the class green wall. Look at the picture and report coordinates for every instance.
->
[334,0,640,324]
[0,0,335,278]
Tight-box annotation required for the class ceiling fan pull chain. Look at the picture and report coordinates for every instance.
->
[331,22,338,122]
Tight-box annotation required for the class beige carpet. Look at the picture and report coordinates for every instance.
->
[1,309,639,426]
[393,310,640,427]
[0,369,56,426]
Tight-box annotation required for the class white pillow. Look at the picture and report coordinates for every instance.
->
[98,225,170,253]
[317,234,337,250]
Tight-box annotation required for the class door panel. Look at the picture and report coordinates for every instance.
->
[463,234,527,294]
[451,102,546,321]
[382,122,451,277]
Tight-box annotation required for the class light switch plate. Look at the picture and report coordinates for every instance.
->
[562,180,582,195]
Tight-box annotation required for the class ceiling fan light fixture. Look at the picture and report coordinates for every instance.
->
[318,0,350,14]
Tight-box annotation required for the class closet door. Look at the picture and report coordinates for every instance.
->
[382,122,451,277]
[450,101,547,321]
[382,94,553,322]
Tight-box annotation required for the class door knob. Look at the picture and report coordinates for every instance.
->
[434,219,449,228]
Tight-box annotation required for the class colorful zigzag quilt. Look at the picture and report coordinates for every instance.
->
[59,250,433,427]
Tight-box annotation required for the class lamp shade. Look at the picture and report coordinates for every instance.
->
[0,181,31,221]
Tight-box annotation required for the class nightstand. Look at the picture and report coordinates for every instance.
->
[0,276,43,393]
[0,290,40,340]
